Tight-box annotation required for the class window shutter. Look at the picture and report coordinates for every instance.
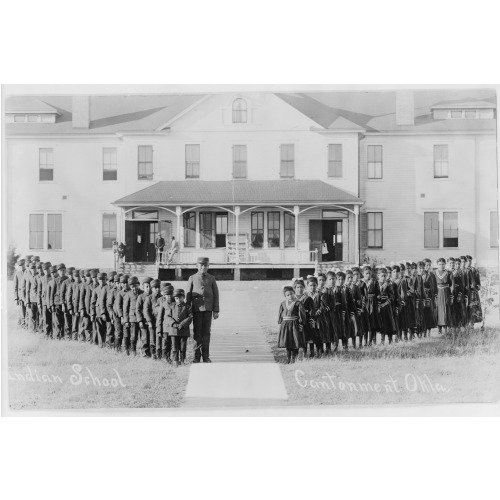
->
[360,212,368,250]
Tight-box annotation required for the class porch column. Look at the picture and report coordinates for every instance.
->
[354,204,360,265]
[235,206,240,265]
[176,206,182,249]
[294,205,299,250]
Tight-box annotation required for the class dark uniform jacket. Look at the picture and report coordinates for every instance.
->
[143,292,161,324]
[156,297,173,334]
[123,289,143,323]
[164,302,193,337]
[49,275,69,307]
[38,275,52,307]
[60,279,72,311]
[14,269,25,301]
[25,272,39,304]
[91,285,107,317]
[79,282,93,316]
[135,292,148,323]
[186,272,219,313]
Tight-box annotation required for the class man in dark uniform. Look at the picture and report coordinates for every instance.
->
[123,276,143,356]
[25,262,39,332]
[14,259,26,328]
[49,263,68,339]
[186,256,220,363]
[91,272,108,347]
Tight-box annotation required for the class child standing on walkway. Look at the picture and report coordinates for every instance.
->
[277,286,306,363]
[167,289,193,366]
[293,278,318,358]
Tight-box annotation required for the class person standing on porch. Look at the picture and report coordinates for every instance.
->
[155,232,165,261]
[166,236,179,266]
[186,257,219,363]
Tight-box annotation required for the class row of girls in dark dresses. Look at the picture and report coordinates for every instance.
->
[277,256,484,363]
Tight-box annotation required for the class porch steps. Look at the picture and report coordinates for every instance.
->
[120,263,158,278]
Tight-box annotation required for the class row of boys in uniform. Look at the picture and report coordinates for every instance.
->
[13,256,192,366]
[278,256,483,363]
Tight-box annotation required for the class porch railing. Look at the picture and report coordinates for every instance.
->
[156,248,318,267]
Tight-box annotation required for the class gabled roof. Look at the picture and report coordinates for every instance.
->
[328,116,365,131]
[5,89,496,136]
[113,180,362,206]
[5,96,59,114]
[4,94,204,134]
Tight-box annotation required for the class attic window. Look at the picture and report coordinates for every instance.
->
[232,98,247,123]
[28,114,40,122]
[14,114,25,122]
[432,107,495,119]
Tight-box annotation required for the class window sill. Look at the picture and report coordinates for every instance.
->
[433,177,451,181]
[39,181,56,184]
[327,176,345,180]
[138,178,154,181]
[366,178,384,181]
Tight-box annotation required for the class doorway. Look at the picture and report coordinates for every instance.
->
[125,220,171,262]
[309,219,343,261]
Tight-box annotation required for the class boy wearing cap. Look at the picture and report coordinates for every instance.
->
[143,279,161,359]
[38,262,53,338]
[108,275,123,351]
[136,277,153,357]
[14,259,27,328]
[102,272,116,348]
[35,262,45,334]
[156,284,174,362]
[166,289,192,366]
[114,275,130,351]
[186,257,219,363]
[91,273,108,347]
[69,270,82,341]
[60,268,74,340]
[78,270,94,342]
[123,276,143,355]
[25,262,40,333]
[48,264,69,340]
[377,267,397,344]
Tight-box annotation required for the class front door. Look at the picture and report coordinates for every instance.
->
[124,221,155,262]
[309,220,343,261]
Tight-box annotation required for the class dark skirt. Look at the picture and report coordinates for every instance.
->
[317,312,333,343]
[278,319,306,350]
[468,290,483,324]
[378,302,396,334]
[436,288,453,326]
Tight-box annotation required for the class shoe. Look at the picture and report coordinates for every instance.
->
[193,358,200,363]
[203,358,212,363]
[173,360,179,368]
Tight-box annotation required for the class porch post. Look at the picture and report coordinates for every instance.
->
[235,206,240,265]
[294,205,299,250]
[354,204,360,265]
[176,206,182,248]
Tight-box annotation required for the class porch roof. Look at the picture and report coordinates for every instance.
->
[113,180,362,207]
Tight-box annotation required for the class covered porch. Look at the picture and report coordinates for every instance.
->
[113,180,363,278]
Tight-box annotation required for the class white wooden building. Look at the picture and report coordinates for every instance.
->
[4,88,498,279]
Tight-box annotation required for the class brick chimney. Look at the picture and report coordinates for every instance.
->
[395,90,414,126]
[72,96,90,128]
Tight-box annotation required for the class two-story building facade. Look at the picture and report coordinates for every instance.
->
[4,88,498,279]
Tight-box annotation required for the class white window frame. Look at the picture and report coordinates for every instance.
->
[185,144,200,179]
[29,212,64,251]
[280,144,295,178]
[102,213,118,250]
[367,211,383,248]
[328,144,343,178]
[232,98,248,123]
[367,145,383,179]
[433,144,449,179]
[39,147,54,182]
[103,147,118,181]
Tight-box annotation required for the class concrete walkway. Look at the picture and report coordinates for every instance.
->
[183,290,288,407]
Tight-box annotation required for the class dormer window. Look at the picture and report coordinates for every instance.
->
[5,97,60,123]
[232,98,247,123]
[431,101,495,120]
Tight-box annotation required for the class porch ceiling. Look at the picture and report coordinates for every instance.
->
[113,180,362,206]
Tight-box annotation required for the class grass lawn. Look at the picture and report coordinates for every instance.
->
[5,282,191,410]
[247,281,500,406]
